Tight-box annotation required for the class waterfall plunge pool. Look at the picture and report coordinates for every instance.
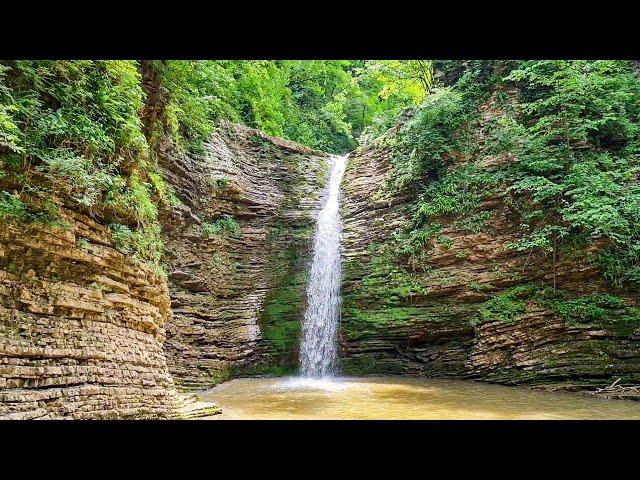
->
[197,376,640,420]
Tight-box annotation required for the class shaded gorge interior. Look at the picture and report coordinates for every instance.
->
[1,60,640,419]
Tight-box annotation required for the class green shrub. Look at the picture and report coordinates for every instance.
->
[202,215,241,238]
[0,190,59,225]
[501,61,640,289]
[0,191,29,220]
[209,176,229,192]
[550,294,626,322]
[108,223,165,276]
[476,285,536,325]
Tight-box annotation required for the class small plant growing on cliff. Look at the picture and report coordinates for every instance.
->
[108,223,165,276]
[0,191,59,225]
[202,215,241,238]
[437,235,453,249]
[149,171,182,208]
[77,237,91,251]
[0,191,29,221]
[474,284,538,325]
[209,253,224,268]
[109,224,135,255]
[451,211,494,234]
[209,176,229,192]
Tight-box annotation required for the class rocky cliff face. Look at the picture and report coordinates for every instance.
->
[340,92,640,391]
[0,201,179,419]
[158,121,327,389]
[0,120,327,417]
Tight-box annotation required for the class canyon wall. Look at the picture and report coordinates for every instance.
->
[340,92,640,391]
[0,202,179,419]
[158,122,326,389]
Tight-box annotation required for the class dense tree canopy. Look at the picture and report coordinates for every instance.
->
[148,60,434,153]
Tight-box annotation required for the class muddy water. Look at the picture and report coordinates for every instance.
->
[198,376,640,420]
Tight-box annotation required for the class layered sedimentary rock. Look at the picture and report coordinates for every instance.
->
[159,121,327,389]
[340,92,640,391]
[0,202,179,419]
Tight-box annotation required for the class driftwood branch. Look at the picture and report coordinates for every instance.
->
[591,378,640,397]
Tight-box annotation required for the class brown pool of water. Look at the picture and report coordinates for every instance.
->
[197,376,640,420]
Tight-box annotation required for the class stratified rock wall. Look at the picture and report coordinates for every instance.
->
[0,203,179,419]
[159,121,327,389]
[340,94,640,390]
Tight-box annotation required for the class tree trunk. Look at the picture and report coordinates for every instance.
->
[138,60,168,145]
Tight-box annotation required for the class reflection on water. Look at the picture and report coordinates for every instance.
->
[198,376,640,420]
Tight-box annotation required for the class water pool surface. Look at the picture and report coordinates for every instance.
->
[198,376,640,420]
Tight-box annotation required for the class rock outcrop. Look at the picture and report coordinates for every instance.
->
[158,122,327,389]
[0,202,179,419]
[339,92,640,391]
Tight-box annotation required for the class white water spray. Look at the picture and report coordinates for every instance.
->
[299,154,348,378]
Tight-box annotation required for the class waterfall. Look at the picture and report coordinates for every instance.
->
[299,154,348,378]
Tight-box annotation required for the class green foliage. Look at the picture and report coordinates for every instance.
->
[209,176,229,192]
[202,215,241,238]
[148,60,435,154]
[0,60,167,270]
[153,60,361,153]
[0,191,29,220]
[149,171,181,208]
[1,61,146,163]
[597,245,640,289]
[383,60,640,291]
[0,191,64,227]
[392,163,504,258]
[393,222,443,258]
[388,88,475,192]
[154,60,239,153]
[451,210,493,234]
[474,283,638,327]
[498,61,640,289]
[352,60,434,141]
[108,222,164,276]
[209,253,224,269]
[387,63,506,193]
[550,294,626,323]
[475,284,536,325]
[484,117,524,155]
[414,164,500,220]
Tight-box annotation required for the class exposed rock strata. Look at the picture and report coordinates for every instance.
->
[0,204,179,419]
[339,93,640,390]
[159,122,326,389]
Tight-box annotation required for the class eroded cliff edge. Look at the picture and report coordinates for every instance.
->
[340,89,640,391]
[158,122,327,389]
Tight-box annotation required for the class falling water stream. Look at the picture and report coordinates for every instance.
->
[299,154,348,377]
